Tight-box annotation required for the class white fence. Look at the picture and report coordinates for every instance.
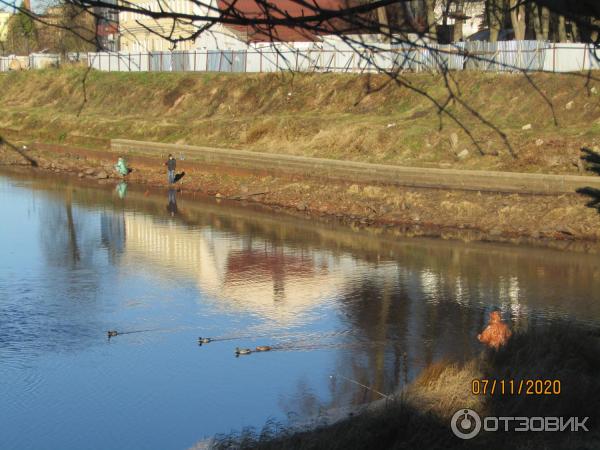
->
[0,53,62,71]
[3,42,600,73]
[86,41,600,73]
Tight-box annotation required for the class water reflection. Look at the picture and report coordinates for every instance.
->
[108,200,600,328]
[101,211,125,261]
[1,170,600,450]
[115,181,128,199]
[167,189,177,216]
[117,210,352,323]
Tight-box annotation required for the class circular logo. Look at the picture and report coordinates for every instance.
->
[451,408,482,439]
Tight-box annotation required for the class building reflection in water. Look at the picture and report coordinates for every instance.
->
[96,203,600,416]
[116,212,360,324]
[101,212,126,262]
[6,170,600,438]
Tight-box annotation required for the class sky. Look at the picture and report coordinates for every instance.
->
[0,0,48,14]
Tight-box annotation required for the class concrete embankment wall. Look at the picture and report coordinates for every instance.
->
[112,139,600,195]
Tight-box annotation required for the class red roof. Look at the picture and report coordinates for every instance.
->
[217,0,363,42]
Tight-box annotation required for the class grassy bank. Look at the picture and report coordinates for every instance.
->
[208,323,600,450]
[1,67,600,174]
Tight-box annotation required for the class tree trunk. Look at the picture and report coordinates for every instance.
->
[541,6,550,40]
[486,0,503,43]
[377,5,390,42]
[531,3,549,40]
[453,0,465,41]
[557,14,567,42]
[443,0,450,26]
[531,3,542,39]
[591,18,600,43]
[570,20,579,42]
[425,0,437,41]
[509,0,526,41]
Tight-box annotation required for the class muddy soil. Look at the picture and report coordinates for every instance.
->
[2,141,600,253]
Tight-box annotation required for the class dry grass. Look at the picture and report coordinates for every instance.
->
[209,322,600,450]
[405,359,485,417]
[2,68,600,173]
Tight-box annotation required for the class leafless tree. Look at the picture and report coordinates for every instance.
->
[1,0,598,51]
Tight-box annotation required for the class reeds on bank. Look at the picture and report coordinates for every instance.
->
[209,322,600,450]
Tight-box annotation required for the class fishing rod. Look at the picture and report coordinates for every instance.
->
[330,374,392,400]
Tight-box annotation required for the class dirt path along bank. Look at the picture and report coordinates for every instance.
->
[2,139,600,252]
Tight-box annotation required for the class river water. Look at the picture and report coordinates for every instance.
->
[1,170,599,450]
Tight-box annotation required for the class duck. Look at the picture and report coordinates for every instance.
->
[198,337,212,344]
[235,347,252,356]
[107,330,118,338]
[255,345,272,352]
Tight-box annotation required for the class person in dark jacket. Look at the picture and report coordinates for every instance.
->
[165,154,176,184]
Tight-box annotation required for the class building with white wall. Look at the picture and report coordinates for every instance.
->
[0,11,12,47]
[434,0,485,41]
[119,0,202,51]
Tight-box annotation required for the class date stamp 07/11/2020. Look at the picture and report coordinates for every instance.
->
[471,379,561,396]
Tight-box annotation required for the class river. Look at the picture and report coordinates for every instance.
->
[1,170,599,450]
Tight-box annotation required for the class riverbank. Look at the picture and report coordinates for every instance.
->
[207,323,600,450]
[2,139,600,250]
[2,67,600,248]
[1,68,600,174]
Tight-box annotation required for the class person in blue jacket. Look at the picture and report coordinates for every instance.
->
[114,157,129,177]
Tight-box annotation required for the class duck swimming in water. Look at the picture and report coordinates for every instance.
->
[235,347,252,356]
[107,330,118,338]
[255,346,271,352]
[198,337,212,344]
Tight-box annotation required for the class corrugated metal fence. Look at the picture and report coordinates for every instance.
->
[0,53,62,71]
[2,41,600,73]
[85,41,600,73]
